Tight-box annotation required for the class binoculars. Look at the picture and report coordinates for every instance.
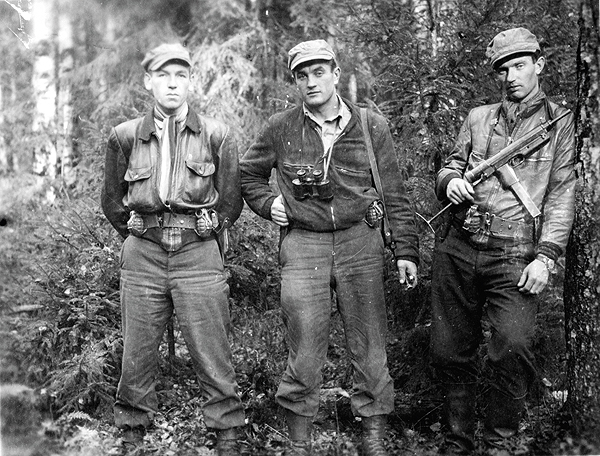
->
[291,168,333,201]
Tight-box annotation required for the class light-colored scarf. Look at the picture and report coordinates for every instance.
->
[154,103,189,203]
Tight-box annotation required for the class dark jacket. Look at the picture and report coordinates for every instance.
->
[101,107,243,239]
[435,95,575,260]
[240,99,419,264]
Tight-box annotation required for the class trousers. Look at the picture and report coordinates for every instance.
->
[430,227,538,399]
[275,222,394,417]
[113,235,245,430]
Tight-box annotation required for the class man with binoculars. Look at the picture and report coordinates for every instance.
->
[240,39,419,456]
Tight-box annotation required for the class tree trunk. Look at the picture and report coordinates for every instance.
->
[0,83,7,172]
[563,0,600,442]
[31,0,58,191]
[56,0,74,184]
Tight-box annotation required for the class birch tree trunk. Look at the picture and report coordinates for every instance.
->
[56,0,74,183]
[31,0,58,194]
[411,0,457,57]
[563,0,600,442]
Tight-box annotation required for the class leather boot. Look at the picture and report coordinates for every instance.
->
[284,410,313,456]
[440,383,476,454]
[483,387,525,448]
[216,427,240,456]
[361,415,388,456]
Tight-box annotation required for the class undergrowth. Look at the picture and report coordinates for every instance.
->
[0,178,596,455]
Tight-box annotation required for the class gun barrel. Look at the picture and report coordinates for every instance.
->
[464,110,570,183]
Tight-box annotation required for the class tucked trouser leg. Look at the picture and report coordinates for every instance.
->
[430,233,484,451]
[115,236,173,428]
[440,383,477,454]
[482,246,537,442]
[170,239,245,430]
[431,231,538,449]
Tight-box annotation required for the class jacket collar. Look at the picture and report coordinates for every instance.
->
[501,90,547,121]
[138,105,201,141]
[300,96,360,129]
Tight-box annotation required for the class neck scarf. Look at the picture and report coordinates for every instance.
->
[501,90,546,136]
[153,103,188,203]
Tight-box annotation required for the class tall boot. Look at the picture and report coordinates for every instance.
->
[216,427,240,456]
[361,415,388,456]
[483,387,525,448]
[284,410,313,456]
[440,383,476,454]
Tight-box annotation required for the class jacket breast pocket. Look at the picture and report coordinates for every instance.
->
[124,166,155,211]
[281,162,308,179]
[333,165,372,189]
[183,160,216,203]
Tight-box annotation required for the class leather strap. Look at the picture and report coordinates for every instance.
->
[360,107,395,251]
[455,210,534,241]
[141,212,197,230]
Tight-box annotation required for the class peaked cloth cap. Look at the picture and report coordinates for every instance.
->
[288,39,336,71]
[142,43,192,71]
[486,27,541,68]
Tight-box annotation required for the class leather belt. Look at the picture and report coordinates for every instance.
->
[454,210,534,241]
[141,212,196,230]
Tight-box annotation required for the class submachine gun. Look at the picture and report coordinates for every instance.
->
[419,110,570,231]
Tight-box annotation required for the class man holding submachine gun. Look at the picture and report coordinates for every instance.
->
[429,28,576,454]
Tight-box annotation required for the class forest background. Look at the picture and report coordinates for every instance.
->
[0,0,598,455]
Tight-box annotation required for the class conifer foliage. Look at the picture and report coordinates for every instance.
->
[0,0,596,454]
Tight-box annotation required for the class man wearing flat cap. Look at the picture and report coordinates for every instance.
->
[430,27,575,453]
[101,42,245,455]
[240,39,419,455]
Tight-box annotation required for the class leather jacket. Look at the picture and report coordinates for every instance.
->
[240,99,419,265]
[101,107,243,239]
[436,94,575,261]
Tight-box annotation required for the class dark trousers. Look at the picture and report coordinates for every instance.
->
[430,228,538,400]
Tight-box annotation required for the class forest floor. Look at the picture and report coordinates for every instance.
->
[2,304,599,456]
[1,175,599,456]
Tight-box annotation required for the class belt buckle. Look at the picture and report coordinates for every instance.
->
[482,212,493,232]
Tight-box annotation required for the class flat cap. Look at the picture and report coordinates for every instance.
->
[141,43,192,72]
[288,39,336,71]
[486,27,540,67]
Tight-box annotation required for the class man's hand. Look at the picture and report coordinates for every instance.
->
[446,178,475,205]
[518,259,549,294]
[271,195,289,227]
[397,260,418,289]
